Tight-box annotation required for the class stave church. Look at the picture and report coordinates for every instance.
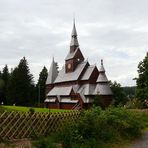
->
[45,21,113,110]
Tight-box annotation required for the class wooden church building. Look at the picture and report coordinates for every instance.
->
[45,21,113,110]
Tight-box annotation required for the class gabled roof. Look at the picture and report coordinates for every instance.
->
[54,61,88,83]
[65,47,84,61]
[47,86,73,96]
[81,65,96,80]
[65,47,79,60]
[78,84,96,95]
[46,58,58,84]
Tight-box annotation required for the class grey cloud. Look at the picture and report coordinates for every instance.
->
[0,0,148,86]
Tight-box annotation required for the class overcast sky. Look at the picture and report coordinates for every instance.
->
[0,0,148,86]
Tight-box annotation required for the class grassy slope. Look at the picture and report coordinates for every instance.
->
[0,105,69,113]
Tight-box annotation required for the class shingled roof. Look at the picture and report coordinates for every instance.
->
[46,58,58,84]
[65,47,79,60]
[54,61,88,83]
[81,65,96,80]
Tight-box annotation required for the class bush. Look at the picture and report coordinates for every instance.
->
[34,107,144,147]
[125,98,143,109]
[33,137,57,148]
[29,108,35,114]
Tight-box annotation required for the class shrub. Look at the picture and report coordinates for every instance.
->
[34,107,144,147]
[29,108,35,114]
[125,98,143,109]
[33,137,57,148]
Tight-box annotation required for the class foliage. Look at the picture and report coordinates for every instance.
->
[125,98,144,109]
[6,57,35,106]
[122,86,136,99]
[0,65,10,104]
[109,81,128,106]
[41,107,144,148]
[93,94,104,108]
[33,136,57,148]
[136,52,148,102]
[29,108,35,114]
[36,66,48,105]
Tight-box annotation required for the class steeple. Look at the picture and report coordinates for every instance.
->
[99,59,105,72]
[70,19,79,53]
[46,57,58,84]
[97,59,108,82]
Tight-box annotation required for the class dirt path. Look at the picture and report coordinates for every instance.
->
[130,130,148,148]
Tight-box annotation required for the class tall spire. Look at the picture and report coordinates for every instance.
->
[46,57,58,84]
[70,19,79,48]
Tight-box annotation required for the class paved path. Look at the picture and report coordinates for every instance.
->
[130,131,148,148]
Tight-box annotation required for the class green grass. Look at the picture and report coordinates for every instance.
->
[0,105,69,113]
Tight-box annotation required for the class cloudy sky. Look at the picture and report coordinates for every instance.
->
[0,0,148,86]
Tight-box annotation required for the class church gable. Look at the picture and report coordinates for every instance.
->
[45,21,113,110]
[54,61,88,83]
[81,65,98,83]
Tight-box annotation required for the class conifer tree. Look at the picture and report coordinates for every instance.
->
[1,65,10,104]
[136,52,148,101]
[7,57,34,106]
[37,66,48,104]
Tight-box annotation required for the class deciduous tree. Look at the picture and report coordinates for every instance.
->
[109,81,127,106]
[136,52,148,101]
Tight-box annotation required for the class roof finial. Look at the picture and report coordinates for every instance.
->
[101,59,103,66]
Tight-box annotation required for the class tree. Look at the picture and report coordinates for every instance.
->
[37,66,48,105]
[122,86,136,99]
[136,52,148,101]
[109,81,127,106]
[1,65,10,104]
[7,57,35,106]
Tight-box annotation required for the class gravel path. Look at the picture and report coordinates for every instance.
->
[130,131,148,148]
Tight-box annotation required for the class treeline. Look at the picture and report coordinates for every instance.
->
[110,52,148,108]
[0,52,147,108]
[0,57,48,106]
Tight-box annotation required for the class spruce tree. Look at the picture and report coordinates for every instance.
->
[37,66,48,105]
[136,52,148,101]
[1,65,10,104]
[7,57,34,106]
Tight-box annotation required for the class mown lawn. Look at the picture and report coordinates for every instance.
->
[0,105,69,113]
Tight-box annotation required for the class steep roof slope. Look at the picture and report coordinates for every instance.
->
[46,58,58,84]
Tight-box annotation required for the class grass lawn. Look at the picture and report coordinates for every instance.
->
[0,105,69,113]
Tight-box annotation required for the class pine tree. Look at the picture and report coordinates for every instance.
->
[0,70,5,104]
[7,57,34,106]
[136,52,148,101]
[1,65,10,104]
[37,66,48,105]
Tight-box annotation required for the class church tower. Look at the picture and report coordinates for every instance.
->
[65,20,84,73]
